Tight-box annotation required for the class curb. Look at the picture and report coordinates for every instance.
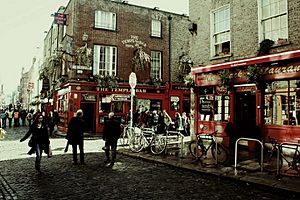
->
[118,149,300,195]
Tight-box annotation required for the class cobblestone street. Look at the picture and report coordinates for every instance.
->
[0,127,298,199]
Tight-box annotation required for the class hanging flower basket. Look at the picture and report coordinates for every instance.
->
[184,73,195,89]
[150,78,163,89]
[95,75,119,88]
[219,69,233,89]
[245,65,264,85]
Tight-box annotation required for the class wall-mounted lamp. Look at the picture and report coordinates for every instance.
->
[82,32,88,42]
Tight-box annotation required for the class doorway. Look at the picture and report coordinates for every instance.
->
[235,92,257,138]
[81,102,96,133]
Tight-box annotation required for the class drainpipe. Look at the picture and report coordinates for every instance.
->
[168,15,172,83]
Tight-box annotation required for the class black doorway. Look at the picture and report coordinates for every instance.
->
[80,103,96,133]
[235,92,256,138]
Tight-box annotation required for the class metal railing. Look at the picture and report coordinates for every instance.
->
[234,137,264,175]
[165,130,185,158]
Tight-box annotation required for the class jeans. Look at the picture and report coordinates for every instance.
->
[104,139,118,163]
[35,144,42,171]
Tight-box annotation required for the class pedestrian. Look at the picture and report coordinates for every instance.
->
[7,109,13,128]
[47,111,56,137]
[20,109,27,126]
[66,109,86,165]
[20,114,50,172]
[102,112,121,167]
[174,112,184,133]
[13,109,20,127]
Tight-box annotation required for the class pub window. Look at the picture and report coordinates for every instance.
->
[264,80,300,126]
[99,95,111,113]
[112,101,124,113]
[198,94,229,122]
[150,100,162,111]
[170,96,180,111]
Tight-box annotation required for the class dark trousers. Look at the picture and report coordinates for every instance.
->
[104,139,118,162]
[72,140,84,164]
[35,144,42,171]
[8,118,12,128]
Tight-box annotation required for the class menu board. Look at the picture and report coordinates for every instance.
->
[200,98,213,114]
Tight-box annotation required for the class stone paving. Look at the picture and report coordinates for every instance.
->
[0,126,299,199]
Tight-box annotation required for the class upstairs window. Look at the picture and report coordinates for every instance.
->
[211,5,230,57]
[259,0,288,44]
[151,19,161,37]
[93,45,117,76]
[95,11,116,30]
[150,51,162,79]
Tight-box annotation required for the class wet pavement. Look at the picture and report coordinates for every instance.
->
[0,126,299,199]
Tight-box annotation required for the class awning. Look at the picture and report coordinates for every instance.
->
[192,48,300,74]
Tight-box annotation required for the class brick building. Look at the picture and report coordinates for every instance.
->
[41,0,191,134]
[189,0,300,144]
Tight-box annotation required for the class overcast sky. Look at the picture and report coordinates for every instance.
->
[0,0,188,95]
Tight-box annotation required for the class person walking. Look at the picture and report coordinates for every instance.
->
[26,110,33,127]
[47,111,56,137]
[102,112,121,167]
[20,114,50,172]
[7,109,13,128]
[66,109,86,165]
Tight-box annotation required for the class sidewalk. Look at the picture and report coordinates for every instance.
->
[118,146,300,195]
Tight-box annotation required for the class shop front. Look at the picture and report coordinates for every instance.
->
[192,48,300,145]
[54,81,191,135]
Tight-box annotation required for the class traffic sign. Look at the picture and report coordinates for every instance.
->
[129,72,137,89]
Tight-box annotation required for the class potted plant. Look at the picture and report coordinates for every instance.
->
[94,75,119,88]
[184,73,195,89]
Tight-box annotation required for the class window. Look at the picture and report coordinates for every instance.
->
[150,51,162,79]
[211,6,231,57]
[95,10,116,30]
[259,0,288,43]
[93,45,117,76]
[151,19,161,37]
[198,95,229,122]
[264,80,300,126]
[170,96,180,111]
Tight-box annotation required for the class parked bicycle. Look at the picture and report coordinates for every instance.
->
[129,127,167,155]
[263,136,300,174]
[189,129,228,164]
[261,137,283,172]
[118,124,135,146]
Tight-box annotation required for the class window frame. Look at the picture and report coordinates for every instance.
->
[151,19,162,37]
[257,0,288,44]
[95,10,116,30]
[150,51,162,79]
[93,45,117,76]
[210,5,231,58]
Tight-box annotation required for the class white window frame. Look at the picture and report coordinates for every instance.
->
[257,0,288,44]
[151,19,161,37]
[93,45,117,76]
[210,5,231,57]
[95,10,116,30]
[150,51,162,79]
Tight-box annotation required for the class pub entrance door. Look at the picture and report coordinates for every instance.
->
[235,91,257,138]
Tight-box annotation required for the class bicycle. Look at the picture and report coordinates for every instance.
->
[188,130,228,164]
[261,137,283,172]
[263,136,300,174]
[118,124,135,146]
[129,127,167,155]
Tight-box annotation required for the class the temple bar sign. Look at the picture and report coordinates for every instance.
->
[54,13,66,25]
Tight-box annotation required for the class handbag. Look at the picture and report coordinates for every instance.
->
[0,128,6,140]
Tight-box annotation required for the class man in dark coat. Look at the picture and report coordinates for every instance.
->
[67,109,86,165]
[102,112,121,166]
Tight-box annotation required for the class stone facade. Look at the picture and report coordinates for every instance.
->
[189,0,300,67]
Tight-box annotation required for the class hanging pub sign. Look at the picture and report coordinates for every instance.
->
[54,13,67,25]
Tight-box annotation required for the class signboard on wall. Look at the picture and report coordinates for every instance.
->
[81,93,96,102]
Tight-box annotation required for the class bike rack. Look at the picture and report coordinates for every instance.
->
[234,138,264,175]
[277,142,300,175]
[165,131,185,158]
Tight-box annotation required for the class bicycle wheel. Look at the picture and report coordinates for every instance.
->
[150,134,167,155]
[118,128,127,146]
[263,151,283,172]
[128,133,144,153]
[188,141,204,158]
[211,143,228,164]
